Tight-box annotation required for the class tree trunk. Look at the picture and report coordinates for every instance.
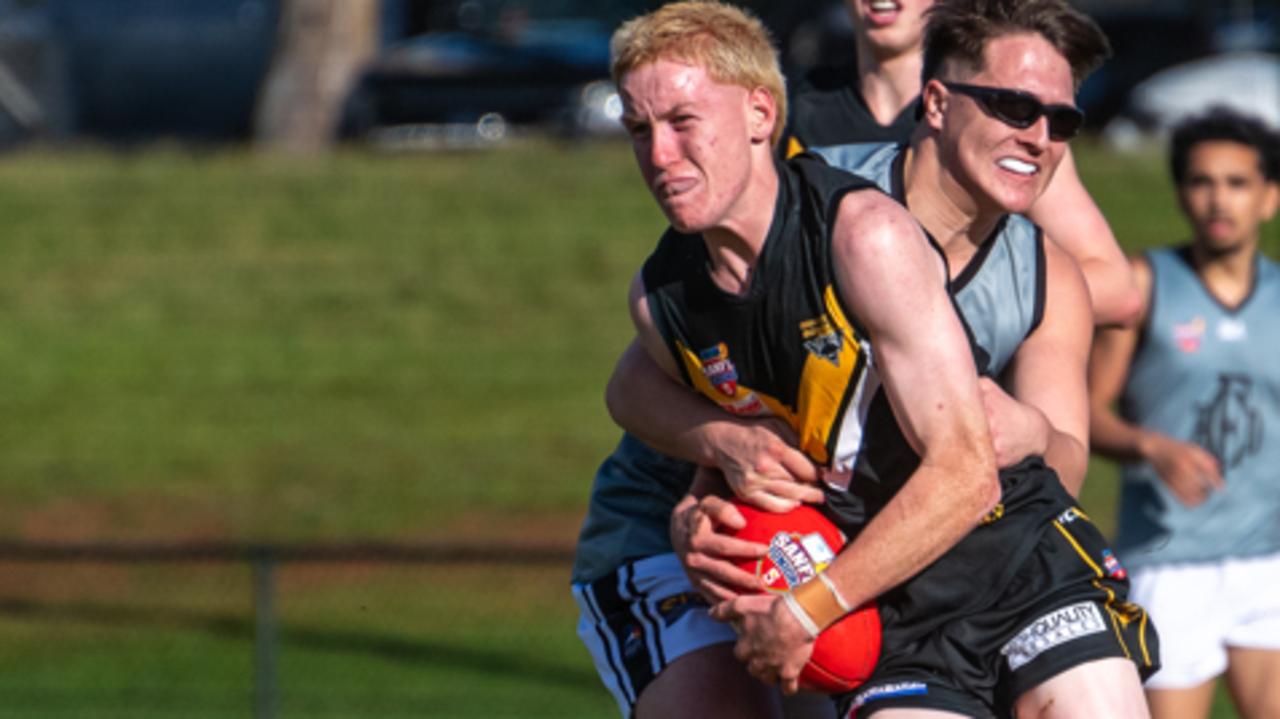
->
[254,0,380,153]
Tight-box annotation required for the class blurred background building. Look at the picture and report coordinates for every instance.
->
[0,0,1273,150]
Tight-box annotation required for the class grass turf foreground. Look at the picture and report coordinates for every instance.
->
[0,139,1264,717]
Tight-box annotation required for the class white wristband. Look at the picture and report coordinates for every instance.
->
[781,591,821,639]
[817,572,853,613]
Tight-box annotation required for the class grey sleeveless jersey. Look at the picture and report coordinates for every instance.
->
[1116,247,1280,567]
[812,142,1045,377]
[571,143,1047,584]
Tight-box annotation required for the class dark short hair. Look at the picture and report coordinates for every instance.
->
[922,0,1110,89]
[1170,106,1280,185]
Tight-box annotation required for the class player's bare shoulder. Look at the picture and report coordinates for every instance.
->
[831,189,944,298]
[833,190,931,260]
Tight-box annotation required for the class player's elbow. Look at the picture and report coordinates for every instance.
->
[1088,265,1143,328]
[1115,284,1144,327]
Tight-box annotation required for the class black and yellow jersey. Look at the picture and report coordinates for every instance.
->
[781,62,918,159]
[641,155,914,527]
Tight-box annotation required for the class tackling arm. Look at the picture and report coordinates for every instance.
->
[818,190,1000,608]
[1028,147,1141,328]
[987,238,1094,496]
[605,335,822,511]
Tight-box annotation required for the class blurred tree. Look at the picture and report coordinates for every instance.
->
[254,0,380,153]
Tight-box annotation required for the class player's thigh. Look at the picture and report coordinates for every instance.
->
[1014,657,1148,719]
[1145,681,1218,719]
[636,642,782,719]
[1224,647,1280,719]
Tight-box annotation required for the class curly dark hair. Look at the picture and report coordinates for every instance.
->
[1170,106,1280,185]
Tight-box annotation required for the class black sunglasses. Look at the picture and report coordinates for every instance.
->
[943,82,1084,141]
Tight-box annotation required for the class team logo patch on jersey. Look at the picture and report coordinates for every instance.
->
[1217,318,1248,342]
[697,343,740,397]
[1173,317,1206,354]
[759,532,836,591]
[848,681,928,712]
[1101,549,1127,580]
[800,316,843,366]
[655,591,707,627]
[1194,373,1263,470]
[1001,601,1106,671]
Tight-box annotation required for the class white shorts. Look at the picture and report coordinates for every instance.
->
[572,553,736,718]
[1129,552,1280,689]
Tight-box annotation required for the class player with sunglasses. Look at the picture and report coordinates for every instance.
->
[782,0,1139,330]
[940,82,1085,140]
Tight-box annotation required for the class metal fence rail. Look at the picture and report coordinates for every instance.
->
[0,540,576,719]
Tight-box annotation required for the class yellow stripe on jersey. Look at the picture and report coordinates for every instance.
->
[786,136,805,159]
[791,285,866,465]
[670,285,870,470]
[673,286,867,468]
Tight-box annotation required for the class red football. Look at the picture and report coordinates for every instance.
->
[729,500,881,693]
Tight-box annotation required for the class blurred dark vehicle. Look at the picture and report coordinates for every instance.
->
[1102,52,1280,148]
[0,0,891,148]
[340,7,625,146]
[1097,5,1279,143]
[0,0,69,145]
[56,0,277,142]
[340,0,848,147]
[1076,10,1219,130]
[0,0,278,145]
[4,0,1256,148]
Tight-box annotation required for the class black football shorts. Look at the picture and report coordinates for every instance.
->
[839,458,1160,718]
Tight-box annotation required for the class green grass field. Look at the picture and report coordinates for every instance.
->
[0,139,1271,717]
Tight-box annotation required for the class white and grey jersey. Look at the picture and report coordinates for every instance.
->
[811,142,1045,378]
[1117,247,1280,567]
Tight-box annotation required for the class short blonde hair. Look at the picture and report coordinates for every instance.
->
[611,1,787,147]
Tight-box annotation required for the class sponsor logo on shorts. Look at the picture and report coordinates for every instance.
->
[849,681,928,711]
[1002,601,1106,671]
[1056,507,1083,524]
[656,591,707,627]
